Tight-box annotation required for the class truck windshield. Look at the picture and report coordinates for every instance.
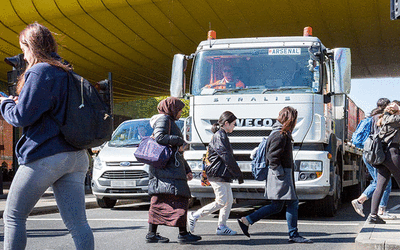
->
[191,47,320,95]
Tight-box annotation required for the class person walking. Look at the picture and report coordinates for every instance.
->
[352,98,396,220]
[146,97,201,244]
[237,106,312,243]
[367,102,400,224]
[188,111,244,235]
[0,22,94,250]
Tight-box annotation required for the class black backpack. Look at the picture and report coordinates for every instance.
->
[52,71,113,149]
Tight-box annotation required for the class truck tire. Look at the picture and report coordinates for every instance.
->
[96,197,117,208]
[317,173,341,217]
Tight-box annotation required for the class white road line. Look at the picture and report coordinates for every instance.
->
[27,218,359,226]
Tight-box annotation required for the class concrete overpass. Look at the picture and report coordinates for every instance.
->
[0,0,398,102]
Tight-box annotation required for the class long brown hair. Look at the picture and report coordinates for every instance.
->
[17,22,71,94]
[277,106,298,135]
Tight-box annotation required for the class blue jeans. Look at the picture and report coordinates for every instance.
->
[246,199,299,238]
[363,155,392,207]
[3,150,94,250]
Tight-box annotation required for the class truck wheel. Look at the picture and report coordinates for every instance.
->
[96,197,117,208]
[199,198,214,207]
[318,173,341,217]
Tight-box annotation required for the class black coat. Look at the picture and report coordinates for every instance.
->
[147,114,191,198]
[205,129,243,183]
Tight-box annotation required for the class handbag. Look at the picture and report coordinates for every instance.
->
[364,120,387,166]
[201,147,211,186]
[134,120,172,168]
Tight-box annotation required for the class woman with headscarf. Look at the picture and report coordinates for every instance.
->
[146,97,201,244]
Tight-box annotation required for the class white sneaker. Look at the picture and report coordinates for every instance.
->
[188,212,197,233]
[216,225,237,235]
[351,199,365,217]
[379,211,397,220]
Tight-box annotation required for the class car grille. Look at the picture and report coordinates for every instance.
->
[105,189,147,194]
[106,162,143,167]
[101,170,149,179]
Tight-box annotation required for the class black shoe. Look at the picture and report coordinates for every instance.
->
[367,214,386,224]
[288,236,313,243]
[177,232,201,243]
[146,233,170,243]
[237,219,250,238]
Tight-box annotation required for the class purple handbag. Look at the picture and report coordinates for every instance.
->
[134,136,172,168]
[134,120,172,168]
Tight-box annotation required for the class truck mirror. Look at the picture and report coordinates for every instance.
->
[170,54,187,98]
[333,48,351,95]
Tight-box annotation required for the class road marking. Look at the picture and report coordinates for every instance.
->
[27,218,359,226]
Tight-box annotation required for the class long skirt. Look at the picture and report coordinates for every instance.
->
[148,194,188,227]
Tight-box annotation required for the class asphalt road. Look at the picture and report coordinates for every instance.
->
[1,190,400,250]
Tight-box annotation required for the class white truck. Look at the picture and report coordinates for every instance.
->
[170,28,366,216]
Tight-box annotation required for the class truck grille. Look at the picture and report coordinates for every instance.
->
[229,130,271,137]
[231,143,260,150]
[101,170,149,180]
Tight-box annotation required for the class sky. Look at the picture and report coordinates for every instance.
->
[349,78,400,117]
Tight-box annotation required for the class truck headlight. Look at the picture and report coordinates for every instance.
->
[299,161,322,171]
[93,156,104,170]
[187,160,203,171]
[297,161,322,181]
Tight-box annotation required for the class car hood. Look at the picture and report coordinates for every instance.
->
[97,143,139,162]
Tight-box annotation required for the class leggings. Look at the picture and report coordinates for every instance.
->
[371,146,400,216]
[3,150,94,250]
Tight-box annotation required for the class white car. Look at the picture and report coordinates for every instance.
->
[92,118,184,208]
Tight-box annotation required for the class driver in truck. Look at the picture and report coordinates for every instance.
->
[205,65,246,89]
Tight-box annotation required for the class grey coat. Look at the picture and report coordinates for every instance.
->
[264,122,297,200]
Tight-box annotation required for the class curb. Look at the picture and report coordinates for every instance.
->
[355,221,400,250]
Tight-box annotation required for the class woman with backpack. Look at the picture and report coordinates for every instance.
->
[237,106,312,243]
[351,98,396,220]
[366,102,400,224]
[0,22,94,249]
[188,111,244,236]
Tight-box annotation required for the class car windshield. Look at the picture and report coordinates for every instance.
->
[108,119,185,147]
[108,120,153,147]
[191,47,320,95]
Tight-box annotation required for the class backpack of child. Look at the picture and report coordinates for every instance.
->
[52,71,113,149]
[251,131,277,181]
[351,117,373,149]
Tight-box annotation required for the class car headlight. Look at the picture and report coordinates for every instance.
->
[187,160,203,171]
[93,156,104,170]
[299,161,322,172]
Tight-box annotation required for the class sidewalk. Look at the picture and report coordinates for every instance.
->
[0,182,399,249]
[355,211,400,250]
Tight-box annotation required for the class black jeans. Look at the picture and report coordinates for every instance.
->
[371,145,400,215]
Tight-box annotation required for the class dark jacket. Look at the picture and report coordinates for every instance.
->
[0,62,77,165]
[377,113,400,145]
[147,114,192,198]
[265,122,297,200]
[205,129,243,183]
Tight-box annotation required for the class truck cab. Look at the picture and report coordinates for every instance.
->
[170,29,364,216]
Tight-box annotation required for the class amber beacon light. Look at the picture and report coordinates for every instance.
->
[303,26,312,36]
[208,30,216,40]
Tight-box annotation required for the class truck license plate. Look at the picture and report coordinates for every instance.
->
[111,180,137,187]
